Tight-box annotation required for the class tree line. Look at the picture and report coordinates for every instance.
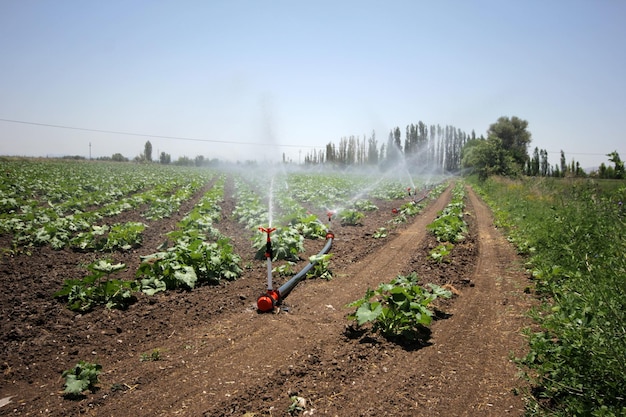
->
[303,122,472,173]
[304,115,623,181]
[97,141,222,167]
[461,116,624,180]
[96,119,623,179]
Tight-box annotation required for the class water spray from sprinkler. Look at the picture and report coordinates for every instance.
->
[268,176,275,228]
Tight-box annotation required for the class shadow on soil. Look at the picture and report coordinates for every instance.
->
[343,322,449,352]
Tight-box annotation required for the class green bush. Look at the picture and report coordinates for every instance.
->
[137,236,242,293]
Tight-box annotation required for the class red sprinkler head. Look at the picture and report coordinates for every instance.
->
[258,227,276,240]
[257,289,280,312]
[326,211,334,222]
[407,187,412,196]
[258,227,277,258]
[392,208,398,214]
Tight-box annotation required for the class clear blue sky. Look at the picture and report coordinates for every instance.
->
[1,0,624,168]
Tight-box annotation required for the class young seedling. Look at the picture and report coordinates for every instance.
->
[273,261,296,277]
[373,227,388,239]
[55,260,136,312]
[140,349,161,362]
[429,242,454,263]
[288,395,307,415]
[62,361,102,398]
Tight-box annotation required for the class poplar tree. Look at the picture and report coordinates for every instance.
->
[144,141,153,162]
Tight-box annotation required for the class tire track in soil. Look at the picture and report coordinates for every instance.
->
[363,186,533,416]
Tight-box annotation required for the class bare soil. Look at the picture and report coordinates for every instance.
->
[0,181,533,416]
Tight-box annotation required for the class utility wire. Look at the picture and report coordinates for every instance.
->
[1,117,619,157]
[0,117,319,149]
[545,150,615,156]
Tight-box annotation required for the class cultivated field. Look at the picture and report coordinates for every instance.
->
[2,159,536,416]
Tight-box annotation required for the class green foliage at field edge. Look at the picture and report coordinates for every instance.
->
[472,176,626,416]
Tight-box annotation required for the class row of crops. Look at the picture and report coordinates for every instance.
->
[1,160,214,249]
[0,160,421,253]
[1,159,462,401]
[427,182,468,263]
[345,183,468,341]
[1,159,446,313]
[472,176,626,416]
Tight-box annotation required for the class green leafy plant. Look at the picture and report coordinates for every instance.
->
[429,242,454,263]
[346,272,451,341]
[137,250,197,293]
[137,237,242,294]
[62,361,102,398]
[339,209,364,226]
[292,214,328,239]
[306,253,333,280]
[103,222,146,250]
[72,222,146,252]
[252,226,304,262]
[372,227,388,239]
[288,395,307,415]
[427,209,467,243]
[353,199,378,211]
[70,224,109,251]
[232,179,269,229]
[388,213,407,224]
[140,349,161,362]
[174,181,225,241]
[273,262,296,277]
[426,184,468,243]
[399,201,422,216]
[54,260,137,312]
[143,180,203,220]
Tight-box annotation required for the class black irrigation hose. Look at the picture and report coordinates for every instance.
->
[277,233,334,299]
[414,193,429,204]
[258,183,441,312]
[257,227,333,312]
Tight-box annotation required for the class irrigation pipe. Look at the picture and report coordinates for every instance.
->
[257,231,334,312]
[414,191,430,204]
[256,183,438,313]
